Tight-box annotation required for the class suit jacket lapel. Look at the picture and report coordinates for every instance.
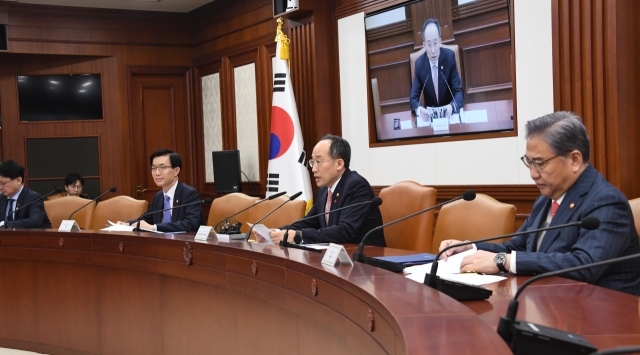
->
[317,187,328,228]
[14,188,28,220]
[537,166,596,252]
[526,197,550,251]
[172,182,183,223]
[328,170,350,226]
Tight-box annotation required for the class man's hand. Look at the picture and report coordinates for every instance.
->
[459,250,510,274]
[445,104,453,118]
[438,239,473,261]
[116,221,130,226]
[138,220,154,230]
[268,229,295,244]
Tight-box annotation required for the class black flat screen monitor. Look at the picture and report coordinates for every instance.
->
[17,74,103,122]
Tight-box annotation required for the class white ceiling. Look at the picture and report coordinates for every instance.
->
[2,0,216,13]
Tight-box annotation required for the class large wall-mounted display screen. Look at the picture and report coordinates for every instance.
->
[366,0,514,142]
[17,74,103,122]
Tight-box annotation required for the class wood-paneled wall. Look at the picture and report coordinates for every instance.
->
[552,0,640,199]
[0,0,638,223]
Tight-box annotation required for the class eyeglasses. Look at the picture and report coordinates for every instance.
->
[0,177,16,188]
[521,155,560,171]
[308,159,334,168]
[151,165,173,172]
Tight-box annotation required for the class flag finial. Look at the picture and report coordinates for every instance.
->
[275,17,290,61]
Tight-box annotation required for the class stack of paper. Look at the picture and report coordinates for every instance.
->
[404,249,506,286]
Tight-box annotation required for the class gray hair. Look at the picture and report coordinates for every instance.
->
[525,111,591,162]
[319,134,351,169]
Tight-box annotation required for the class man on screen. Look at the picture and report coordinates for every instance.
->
[255,135,385,246]
[439,112,640,296]
[410,19,464,126]
[120,149,202,232]
[0,159,52,229]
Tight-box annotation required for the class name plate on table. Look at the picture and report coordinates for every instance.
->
[194,226,217,241]
[432,117,449,131]
[321,243,354,267]
[59,220,81,232]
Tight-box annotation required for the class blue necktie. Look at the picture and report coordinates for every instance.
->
[6,199,14,222]
[163,195,171,223]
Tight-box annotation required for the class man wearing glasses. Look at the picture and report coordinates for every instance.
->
[440,112,640,295]
[120,149,202,232]
[0,159,51,228]
[261,134,385,246]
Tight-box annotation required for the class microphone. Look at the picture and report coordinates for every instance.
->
[212,191,287,232]
[4,187,62,229]
[415,72,432,125]
[496,251,640,354]
[133,198,212,232]
[68,187,116,220]
[439,70,460,117]
[352,190,476,272]
[244,191,302,242]
[424,216,601,302]
[279,197,383,253]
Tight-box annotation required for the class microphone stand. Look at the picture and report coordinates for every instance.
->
[68,187,116,220]
[352,191,476,272]
[497,252,640,355]
[279,198,381,254]
[212,191,287,233]
[133,198,210,232]
[4,187,61,229]
[424,217,600,302]
[244,192,302,242]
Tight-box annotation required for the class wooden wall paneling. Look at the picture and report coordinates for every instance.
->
[614,0,640,199]
[461,40,512,94]
[551,0,640,199]
[336,0,411,19]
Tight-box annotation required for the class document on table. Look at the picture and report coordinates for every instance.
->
[101,220,163,234]
[247,223,274,244]
[404,249,506,286]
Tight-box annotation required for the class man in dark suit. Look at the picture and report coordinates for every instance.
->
[410,19,464,126]
[261,135,385,246]
[440,112,640,295]
[121,149,202,233]
[0,159,51,229]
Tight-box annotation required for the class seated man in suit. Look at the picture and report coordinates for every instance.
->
[410,18,464,126]
[258,134,385,246]
[440,112,640,296]
[0,159,52,228]
[119,149,202,232]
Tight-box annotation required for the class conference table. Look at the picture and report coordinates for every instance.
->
[0,229,636,355]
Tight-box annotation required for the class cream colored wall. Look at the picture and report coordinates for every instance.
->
[337,0,554,186]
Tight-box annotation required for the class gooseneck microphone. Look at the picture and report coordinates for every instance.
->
[497,251,640,355]
[244,191,302,242]
[212,191,287,232]
[4,187,62,229]
[68,187,117,220]
[132,198,212,232]
[279,197,383,253]
[352,190,476,272]
[425,216,601,302]
[440,70,460,116]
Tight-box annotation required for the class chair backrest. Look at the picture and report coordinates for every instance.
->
[247,195,306,230]
[90,196,148,230]
[44,196,95,229]
[431,193,516,254]
[409,44,462,87]
[628,197,640,237]
[207,193,260,233]
[47,192,66,201]
[379,181,437,252]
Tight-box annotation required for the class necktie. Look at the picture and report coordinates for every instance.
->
[325,190,333,225]
[163,195,171,223]
[551,201,559,219]
[432,64,438,103]
[6,199,14,222]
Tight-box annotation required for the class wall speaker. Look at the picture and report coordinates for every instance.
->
[212,150,242,194]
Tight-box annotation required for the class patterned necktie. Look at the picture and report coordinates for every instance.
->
[432,64,438,103]
[325,190,333,225]
[6,199,14,222]
[551,201,559,219]
[163,195,171,223]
